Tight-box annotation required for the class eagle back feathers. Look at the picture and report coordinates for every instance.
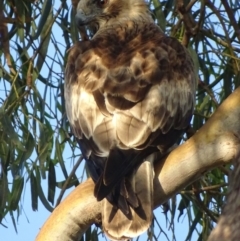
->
[64,1,196,239]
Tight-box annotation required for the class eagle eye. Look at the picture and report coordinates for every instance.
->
[98,0,108,7]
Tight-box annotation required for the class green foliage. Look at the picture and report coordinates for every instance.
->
[0,0,239,240]
[0,0,80,229]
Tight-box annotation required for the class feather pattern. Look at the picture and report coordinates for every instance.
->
[64,0,196,240]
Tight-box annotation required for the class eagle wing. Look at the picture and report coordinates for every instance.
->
[65,22,195,240]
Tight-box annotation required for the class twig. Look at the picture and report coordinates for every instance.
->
[176,0,198,45]
[0,9,16,75]
[55,156,83,206]
[193,189,218,223]
[221,0,240,43]
[181,183,228,194]
[198,79,219,107]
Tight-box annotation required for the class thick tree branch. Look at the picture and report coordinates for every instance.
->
[35,87,240,241]
[207,146,240,241]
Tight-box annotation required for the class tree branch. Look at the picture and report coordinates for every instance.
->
[221,0,240,43]
[35,87,240,241]
[207,143,240,241]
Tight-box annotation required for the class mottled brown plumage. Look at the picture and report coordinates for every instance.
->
[64,0,196,240]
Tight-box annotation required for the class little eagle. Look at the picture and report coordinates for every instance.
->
[64,0,196,240]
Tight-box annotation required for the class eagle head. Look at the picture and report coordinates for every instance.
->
[75,0,148,29]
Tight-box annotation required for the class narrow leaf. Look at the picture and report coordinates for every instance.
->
[48,160,56,205]
[55,138,68,179]
[30,172,38,211]
[0,108,25,151]
[32,0,52,40]
[0,172,9,221]
[35,167,53,212]
[10,177,24,210]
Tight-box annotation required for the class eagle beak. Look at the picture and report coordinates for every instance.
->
[75,9,88,26]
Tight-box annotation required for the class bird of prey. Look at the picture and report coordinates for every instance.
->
[64,0,196,240]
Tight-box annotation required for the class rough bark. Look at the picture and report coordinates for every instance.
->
[35,87,240,241]
[207,150,240,241]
